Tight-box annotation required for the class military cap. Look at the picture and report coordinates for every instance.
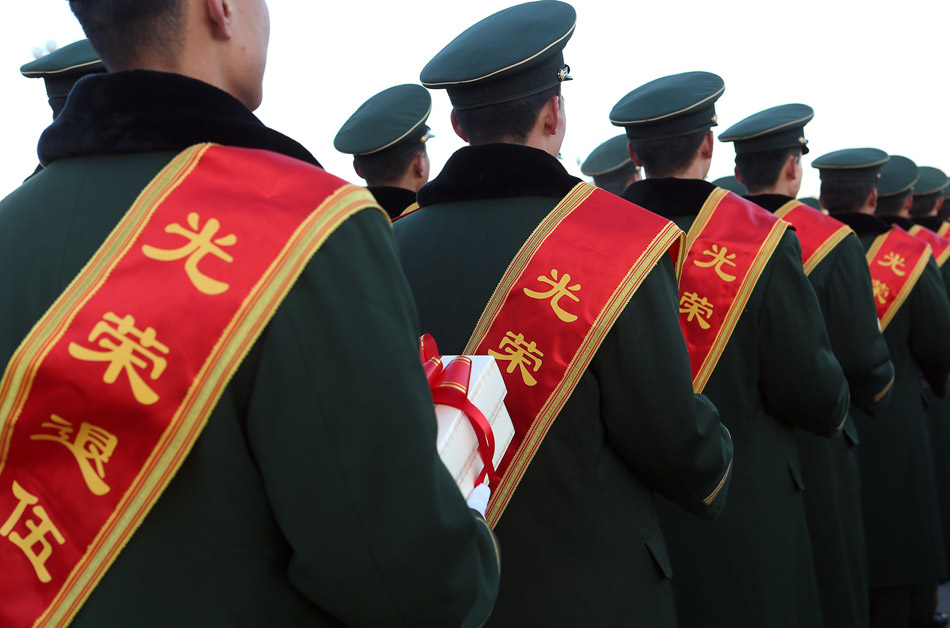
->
[420,1,576,110]
[798,197,823,210]
[609,71,725,142]
[719,104,814,155]
[876,155,919,198]
[913,166,949,197]
[812,148,889,182]
[20,39,104,100]
[334,84,433,158]
[711,175,747,195]
[581,135,637,177]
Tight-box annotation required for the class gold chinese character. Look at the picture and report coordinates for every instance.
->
[31,415,117,496]
[68,312,170,406]
[872,279,890,305]
[488,332,544,387]
[142,212,237,295]
[877,252,907,276]
[680,292,714,330]
[1,481,66,584]
[523,269,581,323]
[693,244,738,282]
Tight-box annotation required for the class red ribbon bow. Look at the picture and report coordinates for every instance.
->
[419,334,498,487]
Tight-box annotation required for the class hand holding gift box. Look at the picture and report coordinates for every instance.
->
[419,334,515,503]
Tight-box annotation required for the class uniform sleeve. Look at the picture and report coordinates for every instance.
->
[758,233,850,436]
[817,236,894,414]
[909,259,950,397]
[591,254,734,518]
[244,209,500,627]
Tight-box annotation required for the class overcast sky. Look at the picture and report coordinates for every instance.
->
[2,0,948,201]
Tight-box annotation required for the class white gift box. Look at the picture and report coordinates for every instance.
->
[435,355,515,498]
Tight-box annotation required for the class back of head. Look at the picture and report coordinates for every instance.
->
[910,166,949,217]
[581,134,640,194]
[452,86,560,145]
[812,148,889,214]
[69,0,186,70]
[874,155,918,216]
[610,71,724,179]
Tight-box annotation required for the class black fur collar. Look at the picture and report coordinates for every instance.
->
[368,186,417,220]
[745,193,794,213]
[620,177,717,219]
[829,212,890,236]
[39,70,319,168]
[877,215,917,231]
[914,216,946,232]
[417,144,580,207]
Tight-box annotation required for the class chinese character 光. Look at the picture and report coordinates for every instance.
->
[872,279,890,305]
[877,252,907,276]
[68,312,170,406]
[142,212,237,295]
[1,481,65,583]
[488,332,544,387]
[693,244,738,282]
[523,269,581,323]
[31,415,117,496]
[680,292,714,330]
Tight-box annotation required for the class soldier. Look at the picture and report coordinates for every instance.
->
[0,0,500,626]
[720,104,894,628]
[580,134,640,194]
[814,148,950,628]
[334,83,433,219]
[612,73,851,628]
[20,39,105,121]
[904,165,950,628]
[394,3,734,626]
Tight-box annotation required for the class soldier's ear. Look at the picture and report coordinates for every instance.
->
[206,0,233,39]
[627,142,643,168]
[352,159,363,180]
[451,111,469,143]
[733,167,745,186]
[868,187,880,211]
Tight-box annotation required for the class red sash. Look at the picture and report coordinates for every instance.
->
[0,144,381,628]
[774,200,853,275]
[462,182,683,526]
[678,188,789,392]
[908,224,950,268]
[866,227,932,330]
[393,202,420,221]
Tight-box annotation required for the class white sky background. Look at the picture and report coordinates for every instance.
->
[1,0,947,201]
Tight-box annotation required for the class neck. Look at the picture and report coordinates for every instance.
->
[748,180,798,198]
[651,159,708,181]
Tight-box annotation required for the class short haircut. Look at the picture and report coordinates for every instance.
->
[734,147,801,194]
[592,163,639,195]
[69,0,186,70]
[875,192,911,217]
[819,178,877,214]
[910,192,942,217]
[355,145,426,186]
[453,85,560,144]
[630,129,708,179]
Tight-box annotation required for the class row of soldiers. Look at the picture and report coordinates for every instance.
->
[5,1,950,627]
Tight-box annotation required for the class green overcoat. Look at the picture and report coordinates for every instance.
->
[395,144,734,628]
[622,179,851,628]
[749,194,895,628]
[0,71,500,628]
[836,212,950,589]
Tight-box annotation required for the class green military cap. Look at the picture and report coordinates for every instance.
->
[711,175,747,195]
[876,155,919,198]
[334,84,433,158]
[580,135,636,177]
[609,71,725,142]
[420,1,576,111]
[913,166,949,197]
[798,197,823,210]
[718,103,814,155]
[812,148,889,182]
[20,39,104,100]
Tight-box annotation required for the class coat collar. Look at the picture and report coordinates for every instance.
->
[877,215,917,231]
[368,185,417,220]
[914,215,945,232]
[620,177,717,220]
[417,143,580,207]
[745,193,794,213]
[39,70,320,168]
[829,212,890,236]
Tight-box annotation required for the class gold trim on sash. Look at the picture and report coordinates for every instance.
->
[908,224,950,268]
[866,229,932,331]
[774,200,853,275]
